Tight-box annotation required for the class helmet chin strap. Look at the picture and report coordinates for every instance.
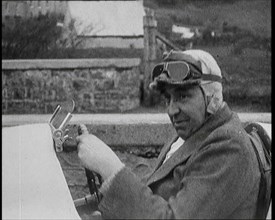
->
[199,83,223,116]
[198,86,210,117]
[207,95,223,114]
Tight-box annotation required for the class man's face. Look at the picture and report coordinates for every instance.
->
[165,85,206,140]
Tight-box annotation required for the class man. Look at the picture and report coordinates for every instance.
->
[77,50,262,219]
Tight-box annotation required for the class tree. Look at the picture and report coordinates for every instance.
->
[2,12,97,59]
[2,13,64,59]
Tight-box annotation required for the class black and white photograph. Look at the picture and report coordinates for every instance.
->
[2,0,271,219]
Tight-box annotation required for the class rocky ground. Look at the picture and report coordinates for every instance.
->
[58,149,158,219]
[58,149,158,200]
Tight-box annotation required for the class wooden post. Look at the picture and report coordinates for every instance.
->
[143,8,157,106]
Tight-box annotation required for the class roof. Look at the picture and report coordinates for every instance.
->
[66,1,145,37]
[172,25,195,39]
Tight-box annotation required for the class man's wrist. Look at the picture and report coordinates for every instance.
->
[101,160,125,181]
[99,164,125,195]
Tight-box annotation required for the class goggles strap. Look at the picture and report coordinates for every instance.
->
[201,74,222,83]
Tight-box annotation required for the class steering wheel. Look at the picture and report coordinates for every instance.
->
[63,125,103,208]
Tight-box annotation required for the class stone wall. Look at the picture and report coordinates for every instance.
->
[2,58,141,114]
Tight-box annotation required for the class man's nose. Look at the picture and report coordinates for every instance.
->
[167,99,180,117]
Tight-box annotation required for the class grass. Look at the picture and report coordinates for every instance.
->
[152,0,271,38]
[128,44,271,113]
[144,0,271,113]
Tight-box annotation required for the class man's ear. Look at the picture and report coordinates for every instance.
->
[207,95,220,115]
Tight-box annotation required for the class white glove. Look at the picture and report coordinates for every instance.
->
[76,124,124,181]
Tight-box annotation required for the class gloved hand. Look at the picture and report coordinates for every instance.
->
[76,124,124,181]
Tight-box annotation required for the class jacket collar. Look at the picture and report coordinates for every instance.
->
[147,103,233,185]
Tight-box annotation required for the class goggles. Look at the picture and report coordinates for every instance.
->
[152,61,222,83]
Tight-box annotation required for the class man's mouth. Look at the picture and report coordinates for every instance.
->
[173,119,189,128]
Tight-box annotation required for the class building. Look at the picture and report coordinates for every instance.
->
[2,1,146,49]
[64,0,145,49]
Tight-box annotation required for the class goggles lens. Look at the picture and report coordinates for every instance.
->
[152,61,190,82]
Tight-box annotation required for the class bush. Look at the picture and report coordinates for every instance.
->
[2,13,64,59]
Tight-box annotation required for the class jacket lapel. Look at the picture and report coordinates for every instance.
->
[144,135,177,181]
[154,135,178,171]
[146,103,233,186]
[146,133,200,186]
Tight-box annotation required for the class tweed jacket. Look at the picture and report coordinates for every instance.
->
[99,103,261,219]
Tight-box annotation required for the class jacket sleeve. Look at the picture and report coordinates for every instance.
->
[98,138,260,219]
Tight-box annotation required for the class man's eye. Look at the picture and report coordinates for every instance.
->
[163,93,171,105]
[174,94,187,102]
[180,94,187,100]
